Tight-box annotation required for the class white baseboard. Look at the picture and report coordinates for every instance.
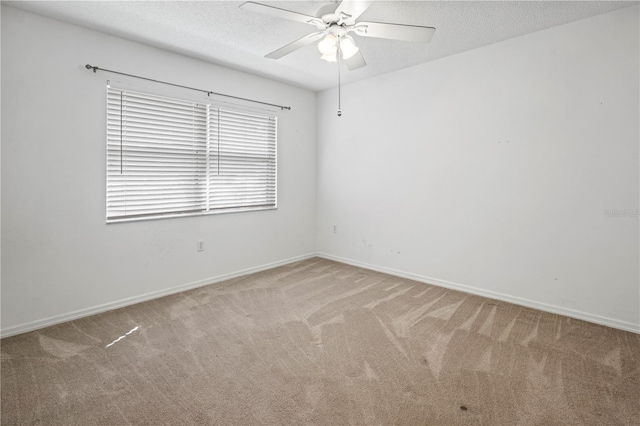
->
[0,253,316,338]
[317,252,640,334]
[4,252,638,338]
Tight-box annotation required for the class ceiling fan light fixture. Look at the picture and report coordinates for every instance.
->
[339,36,359,60]
[318,34,338,56]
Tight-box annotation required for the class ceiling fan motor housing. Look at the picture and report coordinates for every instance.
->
[327,25,347,38]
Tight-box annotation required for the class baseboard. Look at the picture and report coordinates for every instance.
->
[4,252,638,337]
[317,252,640,334]
[0,253,316,338]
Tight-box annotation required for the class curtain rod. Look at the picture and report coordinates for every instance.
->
[85,64,291,111]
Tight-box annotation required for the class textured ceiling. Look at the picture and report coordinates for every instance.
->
[4,1,637,92]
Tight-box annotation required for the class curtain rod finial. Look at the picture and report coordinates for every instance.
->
[85,64,97,73]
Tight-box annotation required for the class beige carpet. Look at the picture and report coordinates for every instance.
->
[1,258,639,425]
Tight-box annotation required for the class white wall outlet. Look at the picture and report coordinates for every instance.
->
[197,240,205,252]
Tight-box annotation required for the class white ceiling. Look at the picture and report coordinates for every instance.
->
[5,1,637,92]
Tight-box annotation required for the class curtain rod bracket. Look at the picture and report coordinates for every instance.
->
[84,63,291,111]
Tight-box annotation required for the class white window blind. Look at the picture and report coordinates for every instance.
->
[106,87,277,222]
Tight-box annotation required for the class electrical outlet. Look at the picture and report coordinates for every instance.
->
[197,240,205,252]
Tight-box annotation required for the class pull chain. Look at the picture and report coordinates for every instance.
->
[337,45,342,117]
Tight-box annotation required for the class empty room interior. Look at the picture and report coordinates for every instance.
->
[1,1,639,425]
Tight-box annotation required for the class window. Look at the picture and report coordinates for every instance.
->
[106,87,277,222]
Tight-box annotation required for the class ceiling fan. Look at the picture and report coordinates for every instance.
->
[239,0,436,70]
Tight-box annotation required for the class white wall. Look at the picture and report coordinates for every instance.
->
[1,6,317,335]
[317,6,640,332]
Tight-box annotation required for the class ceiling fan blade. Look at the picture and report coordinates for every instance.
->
[265,32,325,59]
[355,21,436,43]
[335,0,373,22]
[239,2,323,26]
[344,50,366,71]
